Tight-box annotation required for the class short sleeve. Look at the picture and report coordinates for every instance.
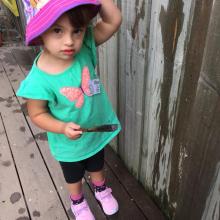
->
[16,72,53,101]
[83,25,97,67]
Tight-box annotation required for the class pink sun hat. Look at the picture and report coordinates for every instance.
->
[23,0,101,46]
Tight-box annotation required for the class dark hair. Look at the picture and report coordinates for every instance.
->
[66,4,99,28]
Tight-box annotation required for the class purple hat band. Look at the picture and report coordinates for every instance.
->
[26,0,101,46]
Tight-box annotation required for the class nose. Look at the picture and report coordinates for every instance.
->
[64,33,74,46]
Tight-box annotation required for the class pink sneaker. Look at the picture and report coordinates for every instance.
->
[95,188,119,215]
[71,199,95,220]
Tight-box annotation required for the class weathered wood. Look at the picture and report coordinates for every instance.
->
[98,0,119,151]
[99,0,220,219]
[117,0,151,178]
[0,65,29,219]
[105,146,165,220]
[15,0,26,36]
[104,164,146,220]
[173,0,220,219]
[138,1,194,217]
[98,36,119,151]
[200,2,220,218]
[0,47,68,219]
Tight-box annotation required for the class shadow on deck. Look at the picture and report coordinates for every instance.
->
[0,45,165,220]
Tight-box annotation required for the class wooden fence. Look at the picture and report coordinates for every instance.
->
[14,0,220,219]
[99,0,220,219]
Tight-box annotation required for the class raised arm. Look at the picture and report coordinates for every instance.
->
[94,0,122,46]
[27,99,82,139]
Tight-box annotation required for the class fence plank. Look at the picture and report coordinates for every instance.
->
[117,0,151,178]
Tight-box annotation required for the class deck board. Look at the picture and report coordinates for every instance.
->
[105,147,165,220]
[0,109,29,220]
[0,45,165,220]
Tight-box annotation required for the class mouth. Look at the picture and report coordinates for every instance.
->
[62,49,75,55]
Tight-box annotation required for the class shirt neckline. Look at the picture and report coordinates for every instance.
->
[34,52,78,77]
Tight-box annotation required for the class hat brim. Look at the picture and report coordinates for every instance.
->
[26,0,101,46]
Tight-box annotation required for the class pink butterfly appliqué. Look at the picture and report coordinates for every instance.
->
[60,66,93,108]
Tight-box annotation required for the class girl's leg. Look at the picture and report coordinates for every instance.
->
[90,169,119,215]
[59,161,84,202]
[67,180,83,196]
[86,149,119,215]
[59,160,95,220]
[67,180,83,202]
[86,149,105,184]
[67,180,95,220]
[89,169,105,183]
[90,169,107,192]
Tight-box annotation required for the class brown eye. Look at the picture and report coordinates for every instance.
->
[53,28,62,34]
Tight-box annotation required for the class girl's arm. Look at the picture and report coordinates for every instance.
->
[94,0,122,45]
[27,99,82,139]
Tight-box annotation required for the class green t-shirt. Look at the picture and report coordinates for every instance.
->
[16,26,121,162]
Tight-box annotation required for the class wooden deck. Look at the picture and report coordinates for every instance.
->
[0,45,165,220]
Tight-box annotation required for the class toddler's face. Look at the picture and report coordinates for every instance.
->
[41,13,86,61]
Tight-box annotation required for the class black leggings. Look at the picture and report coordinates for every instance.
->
[59,149,104,183]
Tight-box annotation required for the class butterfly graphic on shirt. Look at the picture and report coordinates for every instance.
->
[60,66,96,108]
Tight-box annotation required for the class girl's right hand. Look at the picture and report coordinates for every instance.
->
[63,122,82,139]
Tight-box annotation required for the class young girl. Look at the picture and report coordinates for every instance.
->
[17,0,122,219]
